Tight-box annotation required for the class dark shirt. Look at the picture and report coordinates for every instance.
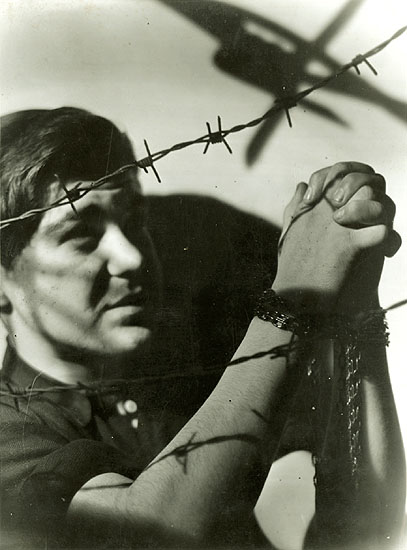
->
[0,345,214,548]
[0,344,305,549]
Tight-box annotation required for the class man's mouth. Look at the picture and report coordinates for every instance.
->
[107,291,149,310]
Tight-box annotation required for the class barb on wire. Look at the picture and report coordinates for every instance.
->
[57,175,79,218]
[137,139,161,183]
[145,432,260,475]
[0,25,406,229]
[1,298,406,399]
[352,54,378,75]
[274,97,297,128]
[203,116,233,154]
[0,341,298,400]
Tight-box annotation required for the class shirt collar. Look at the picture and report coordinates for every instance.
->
[1,343,127,425]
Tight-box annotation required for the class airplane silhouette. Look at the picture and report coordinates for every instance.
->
[156,0,406,165]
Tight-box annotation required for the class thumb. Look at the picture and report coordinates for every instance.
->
[351,224,388,251]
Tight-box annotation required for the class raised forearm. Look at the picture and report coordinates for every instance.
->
[306,340,405,550]
[124,318,301,543]
[67,163,400,547]
[359,345,405,544]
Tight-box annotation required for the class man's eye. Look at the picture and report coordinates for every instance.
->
[61,226,100,249]
[73,236,99,252]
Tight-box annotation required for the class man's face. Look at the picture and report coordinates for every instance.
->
[2,171,162,360]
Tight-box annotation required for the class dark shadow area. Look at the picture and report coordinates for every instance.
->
[136,194,319,476]
[157,0,406,164]
[143,193,280,413]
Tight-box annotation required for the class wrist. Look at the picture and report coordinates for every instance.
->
[272,278,336,315]
[255,288,388,345]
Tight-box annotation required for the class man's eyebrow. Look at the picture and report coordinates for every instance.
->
[43,204,104,236]
[44,196,146,236]
[43,215,78,236]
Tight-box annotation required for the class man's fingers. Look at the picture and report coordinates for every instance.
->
[304,161,374,204]
[384,230,402,258]
[324,162,375,194]
[383,194,396,224]
[326,173,386,206]
[333,195,396,227]
[334,200,387,226]
[304,167,330,203]
[294,181,308,203]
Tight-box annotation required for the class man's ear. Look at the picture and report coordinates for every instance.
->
[0,266,12,314]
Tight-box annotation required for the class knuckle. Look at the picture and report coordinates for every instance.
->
[327,163,349,185]
[341,173,385,201]
[384,196,396,220]
[374,201,385,218]
[309,167,328,189]
[387,230,402,257]
[397,230,402,245]
[394,230,402,249]
[363,201,384,222]
[358,162,374,174]
[354,162,374,174]
[325,164,349,191]
[333,161,353,174]
[374,173,386,190]
[334,161,374,176]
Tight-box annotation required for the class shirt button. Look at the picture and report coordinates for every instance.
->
[123,399,138,414]
[116,401,126,416]
[131,418,139,430]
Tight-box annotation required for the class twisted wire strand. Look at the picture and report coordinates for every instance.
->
[0,301,403,398]
[1,25,405,229]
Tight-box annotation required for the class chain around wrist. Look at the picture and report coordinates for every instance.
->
[254,288,389,345]
[254,288,318,337]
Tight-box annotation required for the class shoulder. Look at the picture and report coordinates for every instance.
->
[0,347,145,545]
[0,384,139,546]
[0,375,91,443]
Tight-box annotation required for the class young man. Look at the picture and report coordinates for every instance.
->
[0,107,404,549]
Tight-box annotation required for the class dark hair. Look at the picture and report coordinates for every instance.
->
[1,107,136,268]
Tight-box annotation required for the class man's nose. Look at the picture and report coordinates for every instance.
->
[102,226,144,277]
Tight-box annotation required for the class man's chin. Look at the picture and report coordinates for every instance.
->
[102,325,154,357]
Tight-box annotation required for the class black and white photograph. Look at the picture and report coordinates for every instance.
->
[0,1,406,548]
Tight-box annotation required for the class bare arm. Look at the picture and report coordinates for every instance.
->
[304,323,405,550]
[67,319,303,547]
[66,163,403,548]
[300,166,405,549]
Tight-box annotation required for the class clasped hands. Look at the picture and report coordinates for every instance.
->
[274,162,401,314]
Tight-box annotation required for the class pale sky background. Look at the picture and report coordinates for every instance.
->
[1,1,406,548]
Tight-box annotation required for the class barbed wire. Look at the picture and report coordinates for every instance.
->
[1,25,406,229]
[0,342,296,401]
[1,300,405,400]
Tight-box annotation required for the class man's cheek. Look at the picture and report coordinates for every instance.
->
[31,276,90,326]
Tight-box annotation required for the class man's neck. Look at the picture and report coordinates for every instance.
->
[8,330,120,386]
